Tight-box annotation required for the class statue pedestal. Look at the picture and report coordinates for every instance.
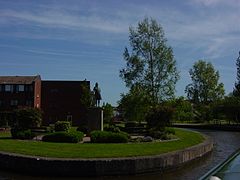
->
[86,107,103,131]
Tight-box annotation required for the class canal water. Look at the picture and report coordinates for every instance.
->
[0,129,240,180]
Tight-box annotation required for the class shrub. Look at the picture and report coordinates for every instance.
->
[90,131,128,143]
[148,129,165,139]
[14,108,42,129]
[104,125,120,133]
[11,128,35,139]
[145,106,174,130]
[148,127,176,140]
[130,136,153,143]
[118,131,131,139]
[77,125,89,134]
[165,127,175,135]
[54,121,71,132]
[165,97,194,122]
[42,131,84,143]
[125,121,138,128]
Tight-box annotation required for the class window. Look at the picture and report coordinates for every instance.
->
[26,100,32,106]
[10,100,18,106]
[17,85,24,92]
[5,85,13,92]
[0,100,3,107]
[25,85,33,92]
[29,85,33,91]
[67,115,72,123]
[0,85,2,92]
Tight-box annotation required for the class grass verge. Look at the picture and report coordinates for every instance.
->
[0,128,204,158]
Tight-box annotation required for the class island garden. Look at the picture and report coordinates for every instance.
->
[0,17,239,176]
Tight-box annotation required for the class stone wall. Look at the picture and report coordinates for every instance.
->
[0,136,213,177]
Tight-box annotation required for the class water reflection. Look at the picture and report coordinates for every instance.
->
[1,130,240,180]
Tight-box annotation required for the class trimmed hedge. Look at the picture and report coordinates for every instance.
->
[90,131,128,143]
[148,127,176,140]
[42,131,84,143]
[77,125,89,134]
[11,128,35,140]
[54,121,71,132]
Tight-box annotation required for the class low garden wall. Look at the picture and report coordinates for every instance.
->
[0,136,213,177]
[173,123,240,131]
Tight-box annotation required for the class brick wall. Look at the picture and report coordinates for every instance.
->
[41,80,90,126]
[34,76,41,109]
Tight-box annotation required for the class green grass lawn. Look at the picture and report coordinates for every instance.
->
[0,128,204,158]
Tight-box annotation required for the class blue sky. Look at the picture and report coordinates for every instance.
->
[0,0,240,105]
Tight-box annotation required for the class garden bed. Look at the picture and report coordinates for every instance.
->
[0,128,213,177]
[0,128,204,158]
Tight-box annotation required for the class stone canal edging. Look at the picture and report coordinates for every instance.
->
[173,123,240,131]
[0,136,213,177]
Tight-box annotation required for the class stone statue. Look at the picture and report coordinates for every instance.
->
[93,82,102,107]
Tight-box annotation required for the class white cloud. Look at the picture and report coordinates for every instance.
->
[0,9,128,34]
[192,0,222,6]
[191,0,240,7]
[1,1,240,63]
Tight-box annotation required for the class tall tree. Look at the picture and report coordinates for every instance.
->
[233,51,240,97]
[185,60,225,104]
[80,82,93,108]
[118,85,152,123]
[102,103,114,124]
[120,17,179,103]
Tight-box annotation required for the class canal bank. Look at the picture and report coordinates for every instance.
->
[0,130,239,179]
[0,133,213,177]
[173,123,240,131]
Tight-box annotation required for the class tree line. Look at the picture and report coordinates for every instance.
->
[118,17,240,125]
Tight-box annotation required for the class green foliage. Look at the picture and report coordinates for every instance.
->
[11,128,34,139]
[118,85,151,122]
[11,107,41,139]
[104,125,121,133]
[0,128,204,158]
[54,121,71,132]
[212,96,240,123]
[102,103,114,124]
[120,17,179,103]
[185,60,225,104]
[148,127,175,140]
[77,125,89,134]
[0,116,9,128]
[233,84,240,97]
[145,106,174,130]
[90,131,129,143]
[233,52,240,97]
[80,82,93,108]
[165,97,193,122]
[14,108,42,129]
[194,105,213,122]
[165,127,176,135]
[42,131,84,143]
[125,121,138,128]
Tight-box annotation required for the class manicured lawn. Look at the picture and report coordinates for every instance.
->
[0,128,204,158]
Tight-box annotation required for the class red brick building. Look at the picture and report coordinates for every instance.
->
[41,80,90,126]
[0,75,90,126]
[0,75,41,126]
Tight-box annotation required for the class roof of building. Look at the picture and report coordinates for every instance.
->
[0,75,41,84]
